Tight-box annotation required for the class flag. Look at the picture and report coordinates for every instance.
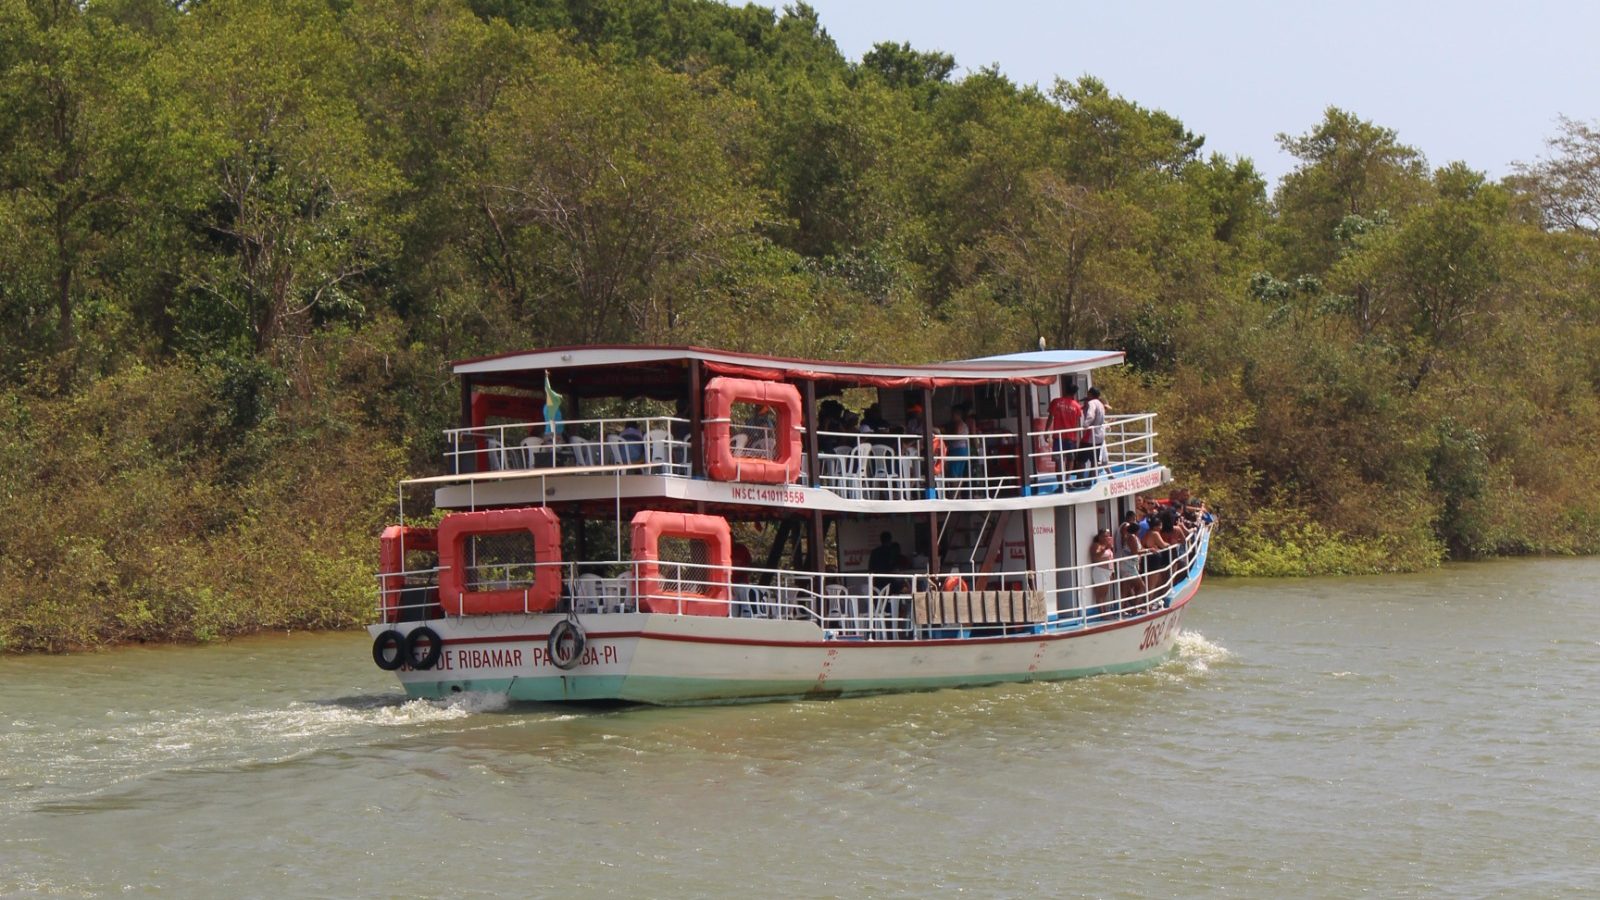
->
[543,372,564,438]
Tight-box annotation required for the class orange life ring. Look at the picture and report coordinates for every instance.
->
[703,377,804,484]
[436,507,562,615]
[379,525,438,623]
[941,573,969,592]
[630,510,733,616]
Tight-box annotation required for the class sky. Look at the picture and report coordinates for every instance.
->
[800,0,1600,189]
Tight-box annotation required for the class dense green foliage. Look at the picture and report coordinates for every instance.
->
[2,0,1597,649]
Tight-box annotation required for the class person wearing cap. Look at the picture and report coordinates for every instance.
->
[905,403,924,436]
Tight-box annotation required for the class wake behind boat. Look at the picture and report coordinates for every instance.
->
[368,345,1212,704]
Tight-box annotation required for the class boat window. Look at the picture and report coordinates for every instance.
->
[463,531,542,592]
[656,535,713,591]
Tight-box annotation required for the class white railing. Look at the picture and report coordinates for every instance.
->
[702,419,807,484]
[374,520,1209,640]
[814,431,925,500]
[445,415,690,476]
[936,431,1022,499]
[1027,413,1158,491]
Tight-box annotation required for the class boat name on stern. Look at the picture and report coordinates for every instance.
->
[426,643,621,672]
[1137,609,1184,652]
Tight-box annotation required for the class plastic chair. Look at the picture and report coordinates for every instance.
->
[646,429,673,473]
[599,577,629,614]
[519,435,544,469]
[823,583,850,632]
[843,443,872,500]
[871,584,896,640]
[574,573,604,613]
[482,437,505,471]
[566,435,595,467]
[606,433,627,466]
[868,444,895,499]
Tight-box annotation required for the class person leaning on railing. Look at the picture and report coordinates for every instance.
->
[1116,512,1147,607]
[1138,511,1173,600]
[1088,528,1116,615]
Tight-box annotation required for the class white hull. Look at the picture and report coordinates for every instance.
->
[371,576,1201,705]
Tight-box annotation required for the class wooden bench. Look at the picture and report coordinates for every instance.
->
[911,590,1047,627]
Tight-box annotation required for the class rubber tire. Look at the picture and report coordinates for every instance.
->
[547,619,586,671]
[404,625,443,671]
[372,629,406,671]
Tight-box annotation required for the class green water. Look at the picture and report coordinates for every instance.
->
[3,558,1597,896]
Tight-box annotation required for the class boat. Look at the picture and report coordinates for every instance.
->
[368,345,1212,704]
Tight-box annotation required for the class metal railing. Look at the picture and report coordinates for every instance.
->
[444,415,690,476]
[374,520,1209,640]
[1026,413,1159,491]
[436,412,1160,502]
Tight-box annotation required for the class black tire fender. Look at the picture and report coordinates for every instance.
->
[404,625,444,671]
[547,619,586,671]
[372,629,406,671]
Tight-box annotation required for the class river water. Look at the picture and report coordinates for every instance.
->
[3,558,1597,897]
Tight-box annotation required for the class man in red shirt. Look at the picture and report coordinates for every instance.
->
[1046,388,1083,486]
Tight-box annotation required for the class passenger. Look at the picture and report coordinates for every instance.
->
[1159,510,1187,575]
[868,531,902,575]
[619,421,645,463]
[1116,513,1146,606]
[1082,387,1107,478]
[905,403,925,436]
[945,404,971,481]
[1089,528,1115,616]
[1047,389,1082,485]
[1139,515,1171,600]
[744,404,776,454]
[862,403,889,433]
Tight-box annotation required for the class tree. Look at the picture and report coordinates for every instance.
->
[1513,115,1600,236]
[156,0,404,352]
[462,50,768,342]
[1274,107,1428,276]
[980,170,1156,349]
[0,0,163,378]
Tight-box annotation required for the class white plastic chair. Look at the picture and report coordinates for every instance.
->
[871,584,896,640]
[482,437,505,471]
[574,573,604,613]
[868,444,895,499]
[847,443,873,500]
[646,429,672,474]
[566,434,595,467]
[823,583,850,632]
[599,577,629,614]
[730,432,749,457]
[519,435,544,469]
[606,433,627,466]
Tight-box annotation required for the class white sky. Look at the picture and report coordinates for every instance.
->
[800,0,1600,188]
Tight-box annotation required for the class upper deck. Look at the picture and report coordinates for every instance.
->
[427,344,1166,513]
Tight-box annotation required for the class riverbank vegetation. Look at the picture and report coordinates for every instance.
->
[3,0,1597,650]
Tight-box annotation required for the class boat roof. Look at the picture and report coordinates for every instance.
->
[454,345,1121,393]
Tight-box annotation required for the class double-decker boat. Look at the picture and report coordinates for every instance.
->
[369,345,1211,704]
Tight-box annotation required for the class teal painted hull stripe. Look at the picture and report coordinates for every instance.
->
[402,653,1170,704]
